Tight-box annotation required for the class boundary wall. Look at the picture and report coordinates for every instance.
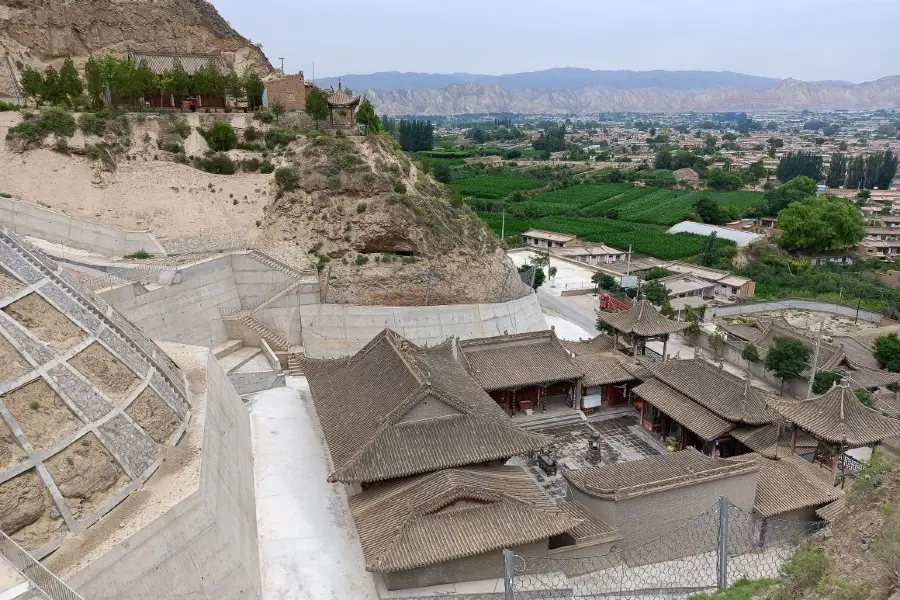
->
[67,351,261,600]
[0,196,165,256]
[300,294,546,358]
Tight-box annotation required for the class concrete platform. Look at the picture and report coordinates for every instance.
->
[0,558,29,600]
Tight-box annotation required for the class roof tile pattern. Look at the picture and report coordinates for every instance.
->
[299,329,550,482]
[574,354,638,387]
[350,467,580,572]
[596,300,688,337]
[633,378,733,440]
[565,448,757,500]
[460,330,583,391]
[730,454,843,518]
[562,335,617,356]
[647,359,775,425]
[730,423,818,459]
[768,383,900,446]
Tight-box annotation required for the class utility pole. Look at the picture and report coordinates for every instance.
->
[626,244,632,276]
[424,268,434,306]
[278,57,285,74]
[806,321,824,399]
[501,206,506,240]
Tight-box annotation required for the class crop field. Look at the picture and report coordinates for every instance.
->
[477,212,717,260]
[451,174,546,199]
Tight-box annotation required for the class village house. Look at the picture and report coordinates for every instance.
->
[562,336,640,412]
[458,330,583,418]
[522,229,578,249]
[632,355,777,456]
[657,273,716,300]
[664,262,756,299]
[263,71,313,111]
[553,242,627,266]
[298,329,623,590]
[667,222,764,248]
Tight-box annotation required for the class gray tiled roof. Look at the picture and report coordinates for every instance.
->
[459,330,583,391]
[558,501,621,544]
[633,378,733,441]
[768,383,900,446]
[753,318,845,373]
[574,353,637,387]
[730,423,818,459]
[833,335,880,370]
[730,454,842,518]
[299,329,550,482]
[596,300,688,337]
[816,498,847,522]
[565,448,757,500]
[562,335,617,356]
[841,366,900,390]
[647,359,776,425]
[349,466,581,572]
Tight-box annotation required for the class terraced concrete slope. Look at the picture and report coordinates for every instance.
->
[0,226,189,557]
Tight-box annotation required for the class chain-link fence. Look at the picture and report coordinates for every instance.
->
[504,497,825,600]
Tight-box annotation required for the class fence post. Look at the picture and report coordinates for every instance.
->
[717,496,730,591]
[503,548,515,600]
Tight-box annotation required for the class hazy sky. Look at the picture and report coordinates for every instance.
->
[213,0,899,83]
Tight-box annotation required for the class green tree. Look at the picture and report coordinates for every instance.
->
[766,137,784,158]
[194,60,226,99]
[764,336,812,395]
[700,232,719,267]
[356,97,380,133]
[874,333,900,372]
[433,162,452,184]
[518,262,546,290]
[764,176,817,214]
[304,87,329,128]
[84,56,104,108]
[741,343,760,363]
[709,331,726,357]
[19,65,44,106]
[705,167,744,191]
[202,122,238,152]
[242,70,264,109]
[812,371,842,394]
[225,70,244,99]
[826,152,847,188]
[269,100,286,121]
[776,196,864,254]
[58,58,83,105]
[855,388,876,409]
[660,297,676,319]
[133,59,158,103]
[41,66,63,105]
[592,272,618,292]
[777,151,823,183]
[642,279,669,305]
[694,196,728,225]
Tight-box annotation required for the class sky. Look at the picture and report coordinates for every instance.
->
[212,0,900,83]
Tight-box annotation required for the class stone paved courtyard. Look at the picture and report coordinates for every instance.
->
[511,415,662,501]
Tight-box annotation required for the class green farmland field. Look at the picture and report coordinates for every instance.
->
[451,174,546,199]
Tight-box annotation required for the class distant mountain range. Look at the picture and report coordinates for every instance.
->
[315,69,898,115]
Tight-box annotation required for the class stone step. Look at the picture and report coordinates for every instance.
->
[287,353,304,376]
[213,339,244,359]
[239,315,289,351]
[517,411,586,432]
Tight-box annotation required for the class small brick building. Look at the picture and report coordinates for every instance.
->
[263,73,312,111]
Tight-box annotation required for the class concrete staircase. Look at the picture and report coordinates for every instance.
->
[249,250,315,280]
[0,531,83,600]
[516,410,587,432]
[238,315,290,351]
[287,353,304,377]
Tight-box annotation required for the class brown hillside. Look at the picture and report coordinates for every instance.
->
[0,0,271,78]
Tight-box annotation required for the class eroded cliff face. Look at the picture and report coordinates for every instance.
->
[0,0,272,73]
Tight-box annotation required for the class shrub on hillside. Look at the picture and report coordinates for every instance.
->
[166,119,191,139]
[254,111,275,124]
[244,125,260,141]
[259,161,275,174]
[194,153,236,175]
[241,157,262,172]
[274,167,299,192]
[78,112,107,136]
[201,122,238,152]
[6,107,76,145]
[264,128,296,149]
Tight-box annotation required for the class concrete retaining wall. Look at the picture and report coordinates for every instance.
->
[710,298,882,323]
[0,196,165,256]
[100,255,239,347]
[69,352,261,600]
[300,294,546,358]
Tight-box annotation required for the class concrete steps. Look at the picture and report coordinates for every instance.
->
[249,250,315,280]
[287,353,304,377]
[213,339,244,359]
[218,347,262,373]
[516,410,587,432]
[238,315,290,351]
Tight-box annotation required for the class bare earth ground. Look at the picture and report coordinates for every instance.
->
[0,113,268,245]
[0,332,31,382]
[44,432,128,520]
[724,309,880,337]
[0,417,27,470]
[0,268,23,298]
[0,469,67,551]
[125,387,180,444]
[3,378,82,451]
[69,342,141,404]
[3,293,87,352]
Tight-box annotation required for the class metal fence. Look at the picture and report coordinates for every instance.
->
[504,498,825,600]
[0,529,84,600]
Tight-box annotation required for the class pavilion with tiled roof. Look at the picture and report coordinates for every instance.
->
[632,356,778,456]
[459,329,584,416]
[767,379,900,483]
[326,80,361,128]
[596,299,688,360]
[298,329,550,483]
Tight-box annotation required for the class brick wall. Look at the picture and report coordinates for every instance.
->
[265,75,308,111]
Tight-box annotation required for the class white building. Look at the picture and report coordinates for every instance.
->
[667,221,764,248]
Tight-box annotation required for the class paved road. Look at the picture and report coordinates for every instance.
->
[537,290,600,336]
